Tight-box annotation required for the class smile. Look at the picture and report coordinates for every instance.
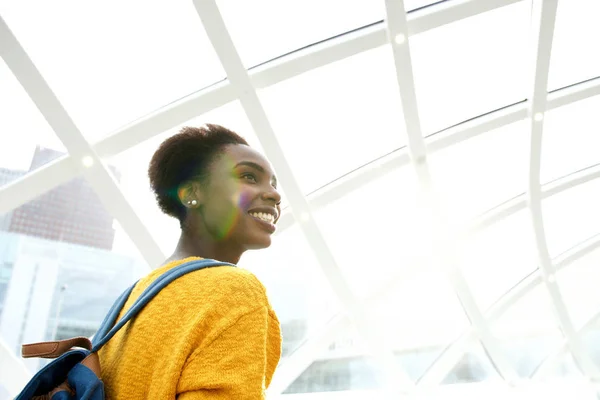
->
[249,212,275,224]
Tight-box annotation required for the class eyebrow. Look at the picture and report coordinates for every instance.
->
[235,161,265,173]
[235,161,278,185]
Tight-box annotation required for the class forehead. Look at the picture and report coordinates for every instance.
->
[216,144,276,176]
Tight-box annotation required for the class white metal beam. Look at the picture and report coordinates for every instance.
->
[192,0,413,395]
[471,160,600,234]
[420,231,600,385]
[2,76,599,223]
[0,16,164,268]
[533,232,600,378]
[384,0,517,383]
[535,290,600,378]
[524,0,600,381]
[94,0,518,159]
[283,229,600,388]
[1,1,598,224]
[0,156,81,215]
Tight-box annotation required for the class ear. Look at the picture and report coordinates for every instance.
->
[178,181,205,209]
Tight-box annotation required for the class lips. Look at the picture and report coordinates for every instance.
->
[247,206,279,221]
[247,206,278,233]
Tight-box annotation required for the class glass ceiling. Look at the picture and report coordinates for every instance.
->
[1,0,600,398]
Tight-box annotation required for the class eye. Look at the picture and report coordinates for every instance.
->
[241,173,257,183]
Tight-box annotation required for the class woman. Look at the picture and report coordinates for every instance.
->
[99,124,282,399]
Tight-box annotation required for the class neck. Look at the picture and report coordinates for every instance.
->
[166,228,244,265]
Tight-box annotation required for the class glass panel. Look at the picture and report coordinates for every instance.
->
[543,178,600,258]
[0,0,225,141]
[0,58,65,186]
[370,268,469,351]
[411,2,529,135]
[540,352,582,380]
[493,281,560,337]
[259,46,406,194]
[313,163,468,345]
[583,328,600,368]
[541,95,600,184]
[557,245,600,331]
[492,281,563,378]
[284,320,441,394]
[396,346,443,382]
[242,225,340,359]
[108,102,335,358]
[457,211,538,311]
[502,335,566,379]
[548,0,600,90]
[217,0,384,67]
[441,341,500,385]
[284,355,381,394]
[429,120,529,227]
[313,164,421,298]
[0,177,147,375]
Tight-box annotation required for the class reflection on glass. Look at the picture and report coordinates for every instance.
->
[411,1,529,135]
[502,336,565,379]
[543,179,600,258]
[541,95,600,184]
[0,178,147,378]
[548,0,600,90]
[429,120,529,227]
[285,354,381,393]
[0,59,65,184]
[492,282,564,378]
[539,352,582,380]
[457,211,538,311]
[583,329,600,369]
[441,341,498,384]
[0,0,225,141]
[259,46,406,194]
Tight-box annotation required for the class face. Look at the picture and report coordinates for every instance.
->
[193,144,281,250]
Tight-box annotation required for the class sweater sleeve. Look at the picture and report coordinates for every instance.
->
[176,305,281,400]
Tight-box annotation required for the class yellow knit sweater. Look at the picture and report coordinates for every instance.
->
[98,257,281,399]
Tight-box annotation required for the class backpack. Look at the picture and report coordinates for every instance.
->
[15,258,232,400]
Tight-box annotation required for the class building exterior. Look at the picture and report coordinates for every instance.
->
[0,231,147,374]
[0,167,25,231]
[5,147,118,250]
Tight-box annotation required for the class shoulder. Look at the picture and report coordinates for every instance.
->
[179,265,269,306]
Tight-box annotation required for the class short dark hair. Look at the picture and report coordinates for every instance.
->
[148,124,249,222]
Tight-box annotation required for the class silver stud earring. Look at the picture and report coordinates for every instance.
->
[187,199,198,206]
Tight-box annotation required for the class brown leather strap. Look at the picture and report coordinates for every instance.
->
[49,382,74,398]
[22,337,93,359]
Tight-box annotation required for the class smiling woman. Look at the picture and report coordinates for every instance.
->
[98,124,282,399]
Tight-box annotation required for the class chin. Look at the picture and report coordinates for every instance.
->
[245,236,272,250]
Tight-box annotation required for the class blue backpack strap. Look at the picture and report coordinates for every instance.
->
[92,282,137,345]
[91,259,232,352]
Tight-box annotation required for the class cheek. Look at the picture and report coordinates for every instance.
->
[236,190,253,211]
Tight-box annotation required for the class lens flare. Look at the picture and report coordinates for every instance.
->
[212,154,253,241]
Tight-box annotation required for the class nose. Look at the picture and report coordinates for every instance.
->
[262,185,281,205]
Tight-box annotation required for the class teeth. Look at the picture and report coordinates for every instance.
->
[251,212,274,223]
